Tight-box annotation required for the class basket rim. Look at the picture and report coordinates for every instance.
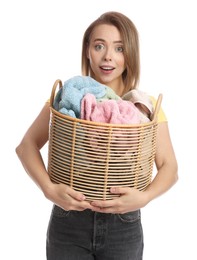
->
[50,106,159,128]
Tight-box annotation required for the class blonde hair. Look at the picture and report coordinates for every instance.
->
[81,11,140,94]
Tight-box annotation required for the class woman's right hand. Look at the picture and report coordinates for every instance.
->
[44,183,93,211]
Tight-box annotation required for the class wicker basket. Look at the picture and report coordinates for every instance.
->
[48,79,162,200]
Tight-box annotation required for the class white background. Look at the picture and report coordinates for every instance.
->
[1,0,196,259]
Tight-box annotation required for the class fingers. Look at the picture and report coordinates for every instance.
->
[90,199,117,213]
[70,200,93,211]
[110,186,130,194]
[54,184,133,213]
[65,185,86,201]
[64,186,95,210]
[90,187,133,213]
[52,184,93,211]
[90,187,125,211]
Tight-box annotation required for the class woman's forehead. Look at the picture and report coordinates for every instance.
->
[90,24,122,43]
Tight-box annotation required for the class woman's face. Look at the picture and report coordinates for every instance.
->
[87,24,126,92]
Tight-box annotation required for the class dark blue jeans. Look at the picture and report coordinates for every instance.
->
[46,205,144,260]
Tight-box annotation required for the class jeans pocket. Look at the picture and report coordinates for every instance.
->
[117,210,141,223]
[52,205,70,218]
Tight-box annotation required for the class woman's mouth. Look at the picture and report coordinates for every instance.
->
[100,66,115,73]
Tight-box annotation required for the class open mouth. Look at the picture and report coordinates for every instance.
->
[100,66,115,71]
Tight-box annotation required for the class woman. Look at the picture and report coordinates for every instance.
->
[16,11,178,260]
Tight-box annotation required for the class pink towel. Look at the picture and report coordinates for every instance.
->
[81,93,140,161]
[81,93,140,124]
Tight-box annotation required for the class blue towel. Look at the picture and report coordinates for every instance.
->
[53,76,107,118]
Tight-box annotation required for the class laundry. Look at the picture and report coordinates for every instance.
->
[81,93,141,124]
[53,75,106,118]
[97,86,121,102]
[80,93,141,161]
[122,89,154,122]
[52,75,153,123]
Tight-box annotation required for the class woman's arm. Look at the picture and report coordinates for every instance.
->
[16,103,93,211]
[16,103,51,192]
[90,121,178,213]
[144,121,178,201]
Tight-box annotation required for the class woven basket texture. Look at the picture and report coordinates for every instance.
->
[48,80,162,200]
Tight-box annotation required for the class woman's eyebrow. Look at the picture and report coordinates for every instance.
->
[93,38,105,42]
[94,38,123,44]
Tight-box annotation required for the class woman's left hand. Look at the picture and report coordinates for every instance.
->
[90,187,149,214]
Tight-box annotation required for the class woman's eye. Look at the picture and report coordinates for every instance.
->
[116,46,124,52]
[95,44,104,51]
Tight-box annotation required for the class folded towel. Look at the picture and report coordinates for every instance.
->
[53,76,107,118]
[81,93,141,124]
[122,89,153,122]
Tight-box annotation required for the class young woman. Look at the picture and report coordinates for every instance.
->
[16,11,178,260]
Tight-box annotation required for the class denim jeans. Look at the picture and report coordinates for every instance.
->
[46,205,144,260]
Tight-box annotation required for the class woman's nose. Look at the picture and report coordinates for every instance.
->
[104,56,112,61]
[103,48,112,61]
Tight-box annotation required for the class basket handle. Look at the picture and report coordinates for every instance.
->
[151,93,163,122]
[50,79,63,107]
